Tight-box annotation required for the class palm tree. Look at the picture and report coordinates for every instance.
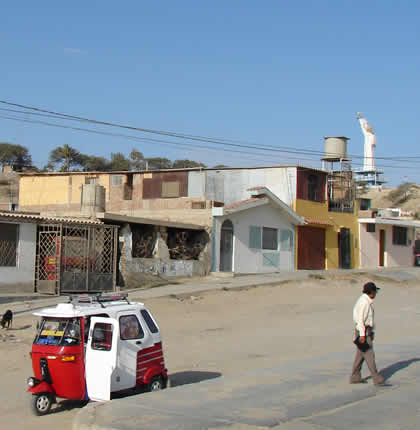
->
[47,144,83,171]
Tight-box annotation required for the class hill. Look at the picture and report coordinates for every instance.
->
[360,183,420,218]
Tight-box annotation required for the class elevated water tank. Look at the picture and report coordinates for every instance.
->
[322,136,349,161]
[81,184,106,216]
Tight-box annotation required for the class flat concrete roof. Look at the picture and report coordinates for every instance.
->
[96,212,206,230]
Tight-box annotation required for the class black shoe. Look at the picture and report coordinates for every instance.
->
[350,380,368,384]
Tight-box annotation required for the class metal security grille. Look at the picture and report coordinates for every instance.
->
[36,224,61,294]
[36,223,118,294]
[0,223,18,266]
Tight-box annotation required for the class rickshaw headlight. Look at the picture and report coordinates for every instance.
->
[27,377,38,387]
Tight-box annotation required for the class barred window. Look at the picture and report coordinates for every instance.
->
[392,226,407,245]
[0,223,18,266]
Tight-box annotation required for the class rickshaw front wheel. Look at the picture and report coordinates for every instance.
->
[31,393,54,415]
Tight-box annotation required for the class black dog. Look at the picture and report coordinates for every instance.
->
[1,309,13,329]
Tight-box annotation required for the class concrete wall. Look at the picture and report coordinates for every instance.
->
[359,223,416,268]
[213,204,296,274]
[118,225,210,288]
[0,222,36,293]
[204,168,296,206]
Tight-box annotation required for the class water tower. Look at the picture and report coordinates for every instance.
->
[321,136,351,171]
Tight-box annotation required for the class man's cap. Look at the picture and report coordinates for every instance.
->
[363,282,380,294]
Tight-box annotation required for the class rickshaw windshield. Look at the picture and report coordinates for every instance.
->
[34,317,81,346]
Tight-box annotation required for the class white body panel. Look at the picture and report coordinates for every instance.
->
[86,317,119,401]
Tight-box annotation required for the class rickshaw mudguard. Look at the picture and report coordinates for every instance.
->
[144,366,167,384]
[27,381,55,395]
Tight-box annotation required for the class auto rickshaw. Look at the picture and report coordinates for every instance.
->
[27,293,168,415]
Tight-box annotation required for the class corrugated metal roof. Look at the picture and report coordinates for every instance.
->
[0,212,103,225]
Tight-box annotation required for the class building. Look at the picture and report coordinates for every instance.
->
[0,211,117,294]
[358,217,420,268]
[212,187,304,273]
[18,164,360,274]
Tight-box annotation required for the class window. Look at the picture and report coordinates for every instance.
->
[120,315,144,340]
[262,227,278,250]
[249,226,278,250]
[141,310,159,333]
[92,322,113,351]
[249,226,262,249]
[34,317,81,346]
[393,226,407,245]
[280,230,293,251]
[0,223,18,266]
[366,224,376,233]
[359,199,371,210]
[307,175,319,201]
[85,177,98,185]
[111,175,123,186]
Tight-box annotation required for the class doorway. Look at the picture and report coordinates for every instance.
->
[219,220,233,272]
[379,229,386,266]
[338,228,351,269]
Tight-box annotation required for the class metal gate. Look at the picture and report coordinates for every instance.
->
[36,223,118,294]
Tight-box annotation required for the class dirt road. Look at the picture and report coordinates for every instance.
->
[2,273,419,429]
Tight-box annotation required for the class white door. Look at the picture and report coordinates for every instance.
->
[115,311,153,390]
[86,317,119,401]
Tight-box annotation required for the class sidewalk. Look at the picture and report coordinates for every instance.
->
[2,267,420,315]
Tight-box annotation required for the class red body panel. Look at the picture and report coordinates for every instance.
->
[136,342,167,385]
[27,381,55,395]
[31,344,86,400]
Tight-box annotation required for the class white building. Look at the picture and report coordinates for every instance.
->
[358,217,420,268]
[212,187,304,274]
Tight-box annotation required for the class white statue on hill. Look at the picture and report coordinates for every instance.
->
[356,112,377,171]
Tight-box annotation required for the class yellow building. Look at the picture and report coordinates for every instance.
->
[293,167,359,270]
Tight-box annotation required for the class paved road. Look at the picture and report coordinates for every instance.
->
[4,268,419,430]
[70,268,420,430]
[73,339,420,430]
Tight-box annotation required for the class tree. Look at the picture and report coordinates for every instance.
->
[80,155,111,171]
[212,164,228,169]
[144,157,172,170]
[47,144,83,171]
[0,142,32,168]
[129,148,146,170]
[109,152,131,171]
[172,159,206,169]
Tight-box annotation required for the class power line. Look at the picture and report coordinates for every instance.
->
[0,100,419,173]
[2,112,419,172]
[3,99,417,163]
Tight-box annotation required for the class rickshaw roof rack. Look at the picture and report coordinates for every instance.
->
[69,292,130,307]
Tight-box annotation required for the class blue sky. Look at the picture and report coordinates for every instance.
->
[1,1,419,186]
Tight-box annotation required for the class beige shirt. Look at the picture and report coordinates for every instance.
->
[353,293,375,335]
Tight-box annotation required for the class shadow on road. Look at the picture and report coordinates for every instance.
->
[380,358,420,380]
[169,370,222,387]
[48,399,88,414]
[8,324,32,331]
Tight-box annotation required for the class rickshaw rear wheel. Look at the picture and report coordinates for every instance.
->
[148,375,163,392]
[31,393,54,415]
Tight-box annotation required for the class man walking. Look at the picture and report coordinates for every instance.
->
[350,282,385,385]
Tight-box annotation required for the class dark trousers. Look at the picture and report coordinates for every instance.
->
[350,329,384,384]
